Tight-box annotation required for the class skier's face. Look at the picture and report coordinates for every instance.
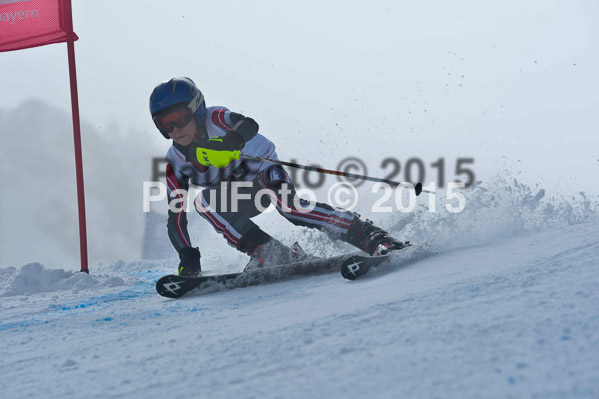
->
[169,117,198,146]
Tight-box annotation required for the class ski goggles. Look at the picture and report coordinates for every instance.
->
[153,106,194,135]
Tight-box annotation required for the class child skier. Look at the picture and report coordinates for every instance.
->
[150,77,406,277]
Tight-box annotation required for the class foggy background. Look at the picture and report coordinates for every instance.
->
[1,0,597,270]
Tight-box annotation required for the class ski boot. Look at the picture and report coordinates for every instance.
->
[343,217,408,256]
[244,239,310,271]
[177,247,202,277]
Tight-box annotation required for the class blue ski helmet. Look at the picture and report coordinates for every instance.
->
[149,77,207,139]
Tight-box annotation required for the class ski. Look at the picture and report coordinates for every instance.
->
[157,244,417,297]
[157,253,355,298]
[340,244,413,280]
[339,255,391,280]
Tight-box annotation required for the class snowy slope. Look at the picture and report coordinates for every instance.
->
[1,214,598,398]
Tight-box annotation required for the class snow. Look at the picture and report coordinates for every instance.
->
[1,184,598,398]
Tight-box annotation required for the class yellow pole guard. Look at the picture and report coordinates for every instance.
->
[195,148,241,168]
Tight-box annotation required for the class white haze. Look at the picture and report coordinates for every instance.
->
[0,100,162,268]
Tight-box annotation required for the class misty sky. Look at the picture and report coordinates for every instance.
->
[2,1,597,182]
[1,0,598,269]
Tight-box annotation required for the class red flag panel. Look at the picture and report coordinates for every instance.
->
[0,0,77,52]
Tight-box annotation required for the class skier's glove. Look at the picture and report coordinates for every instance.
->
[202,130,245,151]
[194,130,245,168]
[178,247,202,277]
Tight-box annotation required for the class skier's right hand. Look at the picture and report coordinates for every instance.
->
[194,146,241,168]
[178,247,202,277]
[192,131,245,168]
[201,130,245,151]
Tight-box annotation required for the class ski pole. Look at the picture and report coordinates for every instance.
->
[237,153,432,196]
